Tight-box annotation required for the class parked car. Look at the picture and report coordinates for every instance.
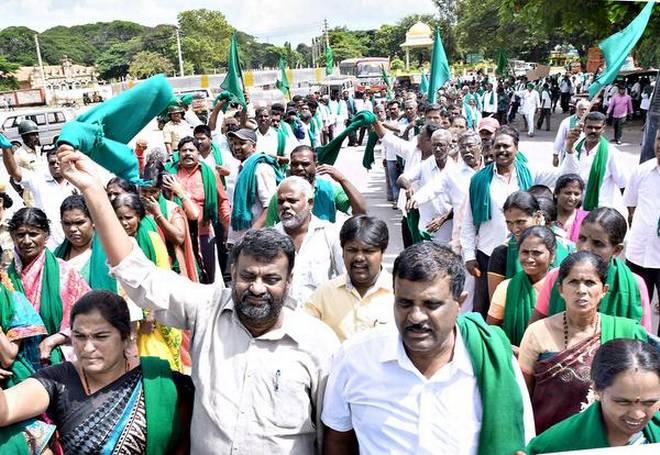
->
[0,108,76,145]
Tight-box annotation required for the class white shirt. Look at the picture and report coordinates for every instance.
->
[19,170,75,249]
[540,90,552,109]
[481,90,497,114]
[403,157,453,242]
[553,115,584,159]
[274,216,345,308]
[414,159,476,211]
[623,159,660,268]
[184,109,203,127]
[572,140,630,217]
[460,153,581,261]
[321,325,535,455]
[209,135,240,202]
[521,90,540,114]
[381,133,422,214]
[256,127,295,158]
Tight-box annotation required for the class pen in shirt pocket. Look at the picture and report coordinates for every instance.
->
[274,369,281,392]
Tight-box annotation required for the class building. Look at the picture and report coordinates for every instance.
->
[15,56,98,90]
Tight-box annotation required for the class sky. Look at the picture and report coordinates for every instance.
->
[2,0,438,46]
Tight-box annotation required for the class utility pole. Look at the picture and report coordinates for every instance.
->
[311,37,317,67]
[34,34,49,103]
[323,18,330,48]
[175,27,184,77]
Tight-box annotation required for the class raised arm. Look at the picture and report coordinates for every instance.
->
[1,145,23,182]
[316,165,367,215]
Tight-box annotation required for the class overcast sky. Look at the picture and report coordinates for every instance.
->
[2,0,438,46]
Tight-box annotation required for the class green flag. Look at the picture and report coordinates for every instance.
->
[381,65,393,100]
[325,46,334,76]
[427,29,451,104]
[496,50,509,76]
[220,32,246,107]
[276,56,290,99]
[588,0,655,100]
[419,71,429,95]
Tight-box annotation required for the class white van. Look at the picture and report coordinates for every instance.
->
[0,108,76,145]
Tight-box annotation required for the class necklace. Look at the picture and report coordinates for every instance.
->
[563,311,599,349]
[81,359,130,395]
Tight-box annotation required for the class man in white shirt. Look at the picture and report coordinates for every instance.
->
[520,83,540,137]
[559,74,572,113]
[552,100,590,167]
[255,107,295,165]
[565,111,630,217]
[623,130,660,329]
[273,176,344,308]
[322,242,535,455]
[481,82,497,118]
[536,83,552,132]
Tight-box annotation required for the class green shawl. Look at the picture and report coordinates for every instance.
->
[142,356,181,455]
[406,208,432,244]
[54,235,117,292]
[276,126,287,157]
[526,402,659,454]
[576,135,608,211]
[8,251,63,365]
[0,424,30,455]
[0,286,35,388]
[362,129,378,170]
[548,258,643,323]
[503,272,536,346]
[456,313,526,455]
[165,154,219,225]
[505,235,573,278]
[209,142,226,187]
[136,216,160,263]
[599,312,648,343]
[231,153,285,231]
[316,111,376,165]
[469,154,533,231]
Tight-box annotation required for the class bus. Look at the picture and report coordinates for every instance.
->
[339,57,390,93]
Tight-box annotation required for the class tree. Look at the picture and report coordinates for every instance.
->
[296,43,312,67]
[178,9,233,74]
[0,27,39,66]
[328,27,368,61]
[129,51,175,78]
[96,42,135,81]
[0,55,20,91]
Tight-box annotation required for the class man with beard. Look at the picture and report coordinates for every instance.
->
[305,215,393,342]
[55,144,341,454]
[322,242,534,454]
[264,145,367,225]
[273,176,344,308]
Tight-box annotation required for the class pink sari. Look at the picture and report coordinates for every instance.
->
[567,208,589,243]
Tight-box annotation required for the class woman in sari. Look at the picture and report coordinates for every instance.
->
[552,174,588,243]
[487,192,572,301]
[487,226,555,347]
[525,339,659,453]
[519,251,648,433]
[0,290,191,454]
[105,176,137,203]
[111,193,182,372]
[530,207,653,331]
[7,208,90,363]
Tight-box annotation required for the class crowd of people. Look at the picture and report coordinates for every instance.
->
[0,68,658,455]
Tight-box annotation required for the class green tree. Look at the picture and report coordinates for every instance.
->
[296,43,312,67]
[328,27,368,61]
[0,55,20,91]
[129,50,175,78]
[178,9,233,74]
[0,27,39,66]
[96,42,135,81]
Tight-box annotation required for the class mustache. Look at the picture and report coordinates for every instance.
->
[405,323,431,332]
[240,289,274,303]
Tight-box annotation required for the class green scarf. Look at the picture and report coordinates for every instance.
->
[569,114,577,129]
[210,142,226,187]
[158,194,169,220]
[406,208,432,244]
[600,312,648,343]
[316,111,376,165]
[276,126,287,157]
[0,286,35,388]
[54,235,116,292]
[166,155,219,225]
[502,272,536,346]
[576,135,608,211]
[362,129,378,170]
[526,402,659,454]
[8,251,63,365]
[136,216,159,263]
[469,154,533,231]
[231,153,285,231]
[549,258,643,322]
[0,424,30,455]
[505,235,573,278]
[142,356,181,455]
[456,313,526,455]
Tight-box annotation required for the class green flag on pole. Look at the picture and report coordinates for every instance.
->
[220,32,246,107]
[381,65,393,100]
[276,56,290,99]
[588,0,655,100]
[427,29,451,104]
[419,71,429,95]
[325,45,334,76]
[496,50,509,76]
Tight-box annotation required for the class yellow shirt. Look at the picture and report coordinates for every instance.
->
[304,270,394,342]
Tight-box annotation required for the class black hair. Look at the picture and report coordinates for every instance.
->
[557,251,608,285]
[290,144,316,159]
[585,111,607,123]
[339,215,389,252]
[422,123,441,139]
[0,192,13,210]
[451,115,468,125]
[387,100,400,108]
[60,194,90,219]
[503,191,540,216]
[306,99,318,109]
[70,290,131,341]
[111,192,146,220]
[230,228,295,275]
[9,207,50,234]
[177,136,200,151]
[554,173,585,202]
[193,124,212,138]
[536,197,556,223]
[392,242,466,300]
[425,103,442,114]
[255,106,269,116]
[494,125,520,146]
[292,95,303,103]
[592,339,660,391]
[271,103,285,113]
[106,177,137,195]
[518,225,557,256]
[583,207,627,246]
[527,184,553,201]
[141,158,166,188]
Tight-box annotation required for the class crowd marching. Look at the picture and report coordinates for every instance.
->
[0,68,658,455]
